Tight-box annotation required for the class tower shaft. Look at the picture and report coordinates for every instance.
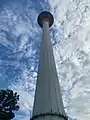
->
[31,11,68,120]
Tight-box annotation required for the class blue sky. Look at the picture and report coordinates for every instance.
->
[0,0,90,120]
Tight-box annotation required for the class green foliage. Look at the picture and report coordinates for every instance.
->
[0,89,19,120]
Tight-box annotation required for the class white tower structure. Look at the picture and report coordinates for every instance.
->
[30,11,68,120]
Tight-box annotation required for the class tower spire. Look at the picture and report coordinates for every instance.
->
[31,11,68,120]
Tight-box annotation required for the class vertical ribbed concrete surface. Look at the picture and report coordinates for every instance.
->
[31,21,67,120]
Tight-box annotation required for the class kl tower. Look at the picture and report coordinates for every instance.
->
[30,11,68,120]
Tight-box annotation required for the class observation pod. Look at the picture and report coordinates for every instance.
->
[31,11,68,120]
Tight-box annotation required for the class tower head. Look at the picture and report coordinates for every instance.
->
[37,11,54,28]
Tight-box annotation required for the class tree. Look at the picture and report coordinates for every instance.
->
[0,89,19,120]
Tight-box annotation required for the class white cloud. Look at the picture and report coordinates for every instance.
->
[9,86,34,120]
[0,2,38,119]
[48,0,90,119]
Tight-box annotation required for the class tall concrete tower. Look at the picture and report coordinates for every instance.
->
[31,11,68,120]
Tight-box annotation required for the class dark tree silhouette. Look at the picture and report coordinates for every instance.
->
[0,89,19,120]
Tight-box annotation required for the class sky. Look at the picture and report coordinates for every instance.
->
[0,0,90,120]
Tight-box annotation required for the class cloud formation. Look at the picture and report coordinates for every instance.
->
[0,0,90,120]
[48,0,90,120]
